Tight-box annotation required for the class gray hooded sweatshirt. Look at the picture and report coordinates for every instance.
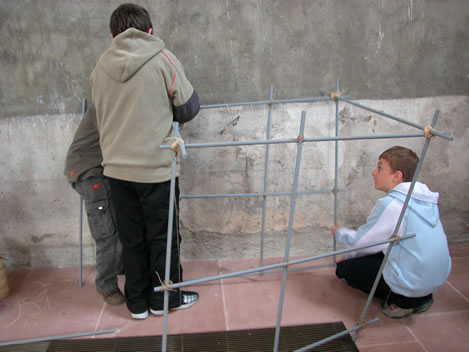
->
[90,28,199,183]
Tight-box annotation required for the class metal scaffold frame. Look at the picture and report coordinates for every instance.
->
[155,81,453,352]
[59,82,452,352]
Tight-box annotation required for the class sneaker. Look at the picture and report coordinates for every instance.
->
[150,290,199,316]
[131,310,149,320]
[381,302,413,319]
[98,288,125,305]
[413,298,433,314]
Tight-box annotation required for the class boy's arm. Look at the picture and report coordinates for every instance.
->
[335,197,401,257]
[161,49,200,124]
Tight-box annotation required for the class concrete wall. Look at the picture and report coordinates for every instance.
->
[0,0,468,268]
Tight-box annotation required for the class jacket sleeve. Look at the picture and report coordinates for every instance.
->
[160,49,200,123]
[173,90,200,124]
[64,103,102,183]
[336,197,402,257]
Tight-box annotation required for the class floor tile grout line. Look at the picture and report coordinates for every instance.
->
[446,280,469,304]
[357,340,423,348]
[93,301,107,338]
[401,320,429,352]
[419,309,469,318]
[218,259,230,332]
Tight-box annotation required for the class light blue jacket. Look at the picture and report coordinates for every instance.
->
[336,182,451,297]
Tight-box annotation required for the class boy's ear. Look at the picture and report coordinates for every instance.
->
[393,170,404,183]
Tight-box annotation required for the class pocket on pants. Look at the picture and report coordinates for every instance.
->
[86,200,115,240]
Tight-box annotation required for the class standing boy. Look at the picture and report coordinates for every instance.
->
[65,103,125,305]
[90,3,200,319]
[330,146,451,318]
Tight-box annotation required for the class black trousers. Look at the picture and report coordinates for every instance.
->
[336,252,432,309]
[108,177,183,313]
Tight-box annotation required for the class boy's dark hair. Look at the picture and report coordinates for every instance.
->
[379,146,419,182]
[110,3,153,37]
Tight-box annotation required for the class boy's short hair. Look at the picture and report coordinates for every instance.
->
[110,3,153,37]
[379,146,419,182]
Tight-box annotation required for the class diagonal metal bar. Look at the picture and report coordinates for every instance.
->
[352,110,440,341]
[338,97,452,141]
[273,111,307,352]
[0,329,116,347]
[153,234,415,292]
[295,317,379,352]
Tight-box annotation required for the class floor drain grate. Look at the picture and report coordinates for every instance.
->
[1,322,359,352]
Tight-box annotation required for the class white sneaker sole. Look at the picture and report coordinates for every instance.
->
[150,292,199,316]
[131,310,149,320]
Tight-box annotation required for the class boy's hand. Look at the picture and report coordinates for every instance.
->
[330,225,338,237]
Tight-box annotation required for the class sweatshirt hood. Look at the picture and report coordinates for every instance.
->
[389,182,440,227]
[97,28,165,82]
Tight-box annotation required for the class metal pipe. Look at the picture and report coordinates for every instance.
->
[78,98,86,288]
[0,329,116,347]
[295,318,379,352]
[352,110,440,341]
[390,110,440,238]
[153,234,414,292]
[200,96,329,110]
[79,198,83,288]
[260,85,274,267]
[273,111,307,352]
[160,132,429,150]
[352,235,396,342]
[180,188,336,199]
[333,80,340,264]
[161,124,180,352]
[338,97,452,141]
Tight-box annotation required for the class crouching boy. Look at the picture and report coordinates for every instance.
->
[330,146,451,318]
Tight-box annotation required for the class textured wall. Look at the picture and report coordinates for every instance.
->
[0,0,468,268]
[1,96,467,267]
[1,0,468,118]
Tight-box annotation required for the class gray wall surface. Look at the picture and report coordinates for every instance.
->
[0,0,468,268]
[1,0,468,118]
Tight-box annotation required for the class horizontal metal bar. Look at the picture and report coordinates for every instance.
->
[201,100,271,109]
[338,97,453,141]
[304,133,424,142]
[160,132,426,150]
[0,329,117,347]
[180,188,340,200]
[271,96,330,104]
[294,317,379,352]
[154,234,415,292]
[200,96,330,109]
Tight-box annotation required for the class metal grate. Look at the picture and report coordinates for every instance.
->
[1,322,359,352]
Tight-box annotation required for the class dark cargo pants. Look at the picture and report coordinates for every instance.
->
[73,176,123,293]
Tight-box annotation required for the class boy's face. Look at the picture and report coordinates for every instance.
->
[371,158,402,193]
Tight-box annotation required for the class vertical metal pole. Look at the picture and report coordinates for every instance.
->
[79,198,83,288]
[78,98,86,288]
[260,85,274,267]
[161,122,180,352]
[333,80,340,264]
[273,112,306,352]
[352,110,440,341]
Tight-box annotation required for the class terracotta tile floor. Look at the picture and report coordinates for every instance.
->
[1,243,468,351]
